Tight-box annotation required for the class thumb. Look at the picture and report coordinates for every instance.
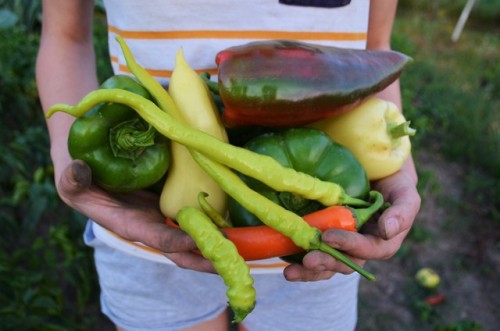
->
[58,159,93,197]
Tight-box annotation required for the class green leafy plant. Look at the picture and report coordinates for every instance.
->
[0,3,111,330]
[0,0,41,32]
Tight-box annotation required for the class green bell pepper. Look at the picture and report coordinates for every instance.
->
[68,75,170,192]
[215,39,412,128]
[228,127,369,227]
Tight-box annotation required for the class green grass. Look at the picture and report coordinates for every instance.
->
[394,2,500,220]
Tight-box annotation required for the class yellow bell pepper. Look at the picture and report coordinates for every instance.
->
[310,97,415,180]
[160,49,229,219]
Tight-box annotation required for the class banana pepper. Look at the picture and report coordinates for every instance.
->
[310,98,416,180]
[161,50,228,219]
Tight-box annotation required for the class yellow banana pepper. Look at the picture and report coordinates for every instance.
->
[160,49,229,219]
[310,97,416,180]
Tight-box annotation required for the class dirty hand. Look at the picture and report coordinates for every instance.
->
[56,159,216,273]
[283,159,421,281]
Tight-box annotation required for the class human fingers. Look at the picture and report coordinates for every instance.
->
[285,229,408,282]
[284,247,370,281]
[164,251,217,274]
[380,183,420,240]
[57,159,93,198]
[283,256,337,282]
[57,160,198,254]
[322,228,409,261]
[372,163,421,240]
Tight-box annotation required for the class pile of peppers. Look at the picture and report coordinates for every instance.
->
[49,37,415,322]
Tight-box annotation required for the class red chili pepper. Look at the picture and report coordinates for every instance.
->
[167,191,384,261]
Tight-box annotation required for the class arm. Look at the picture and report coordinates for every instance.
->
[36,0,214,272]
[284,0,421,281]
[36,0,98,185]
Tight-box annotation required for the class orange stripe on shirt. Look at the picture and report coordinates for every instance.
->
[108,25,367,41]
[116,62,218,78]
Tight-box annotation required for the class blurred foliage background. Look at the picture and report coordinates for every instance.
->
[0,0,498,330]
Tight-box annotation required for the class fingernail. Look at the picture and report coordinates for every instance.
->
[384,217,400,239]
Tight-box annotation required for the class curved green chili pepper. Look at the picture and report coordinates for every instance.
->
[46,89,369,208]
[176,207,255,322]
[229,127,370,227]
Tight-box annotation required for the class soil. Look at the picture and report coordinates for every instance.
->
[357,150,500,331]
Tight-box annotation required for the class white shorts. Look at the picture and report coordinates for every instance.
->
[84,221,359,331]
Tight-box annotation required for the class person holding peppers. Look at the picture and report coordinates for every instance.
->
[36,1,421,330]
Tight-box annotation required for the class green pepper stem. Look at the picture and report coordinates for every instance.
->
[353,191,385,229]
[318,242,376,281]
[199,72,220,95]
[341,195,371,207]
[198,192,233,228]
[388,121,416,139]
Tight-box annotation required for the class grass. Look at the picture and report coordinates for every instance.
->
[395,2,499,220]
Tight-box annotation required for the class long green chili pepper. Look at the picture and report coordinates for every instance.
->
[46,89,369,208]
[176,207,256,322]
[190,152,376,281]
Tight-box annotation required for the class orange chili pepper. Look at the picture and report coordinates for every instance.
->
[167,191,383,261]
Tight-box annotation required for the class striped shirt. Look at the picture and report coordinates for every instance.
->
[104,0,370,85]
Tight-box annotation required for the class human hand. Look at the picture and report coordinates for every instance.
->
[283,159,421,281]
[57,159,217,273]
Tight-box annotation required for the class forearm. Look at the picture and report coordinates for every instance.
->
[36,0,99,184]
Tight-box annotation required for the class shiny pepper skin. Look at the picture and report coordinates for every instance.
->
[311,97,416,180]
[216,39,412,127]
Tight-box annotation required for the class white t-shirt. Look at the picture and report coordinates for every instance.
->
[97,0,370,273]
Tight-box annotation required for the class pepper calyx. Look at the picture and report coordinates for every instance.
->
[109,119,157,160]
[351,191,385,229]
[388,121,416,139]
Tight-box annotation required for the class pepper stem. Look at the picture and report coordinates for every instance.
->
[198,192,233,228]
[318,242,376,281]
[388,121,416,139]
[110,119,157,160]
[352,191,385,229]
[200,72,220,95]
[341,195,371,207]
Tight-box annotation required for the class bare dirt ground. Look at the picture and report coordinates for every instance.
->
[358,150,500,331]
